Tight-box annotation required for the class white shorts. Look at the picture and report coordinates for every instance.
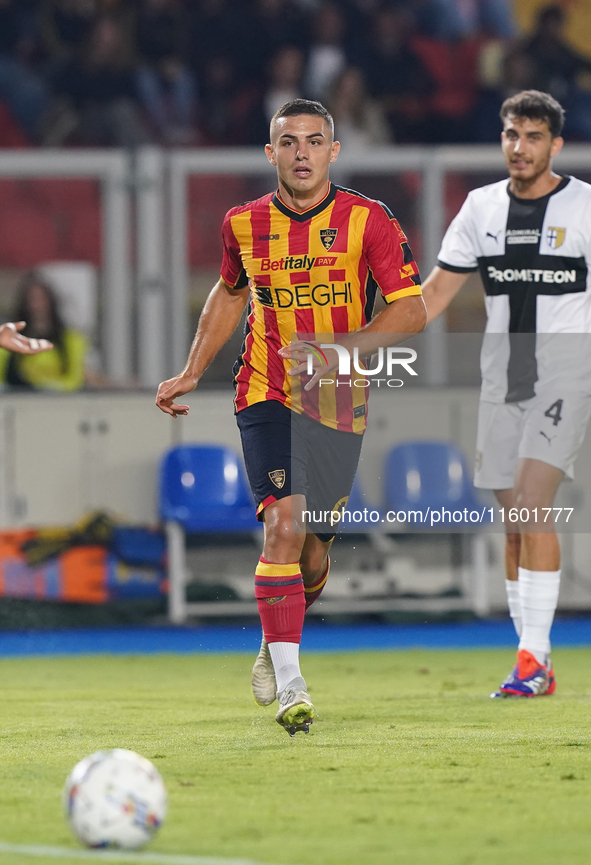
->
[474,388,591,489]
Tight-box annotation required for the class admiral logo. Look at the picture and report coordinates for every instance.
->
[320,228,337,250]
[506,229,540,245]
[258,233,280,241]
[487,266,577,284]
[260,255,337,271]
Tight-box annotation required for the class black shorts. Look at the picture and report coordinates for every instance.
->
[236,400,363,541]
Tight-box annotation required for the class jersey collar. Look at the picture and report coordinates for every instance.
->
[272,182,337,222]
[507,175,570,203]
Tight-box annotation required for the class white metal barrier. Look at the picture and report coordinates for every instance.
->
[0,150,132,383]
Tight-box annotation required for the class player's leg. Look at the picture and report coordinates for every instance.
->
[298,412,362,611]
[300,533,332,610]
[473,399,542,697]
[258,495,315,735]
[474,400,524,641]
[257,495,307,684]
[497,382,591,696]
[494,458,563,697]
[251,527,331,724]
[236,402,311,724]
[250,527,330,708]
[267,413,360,731]
[494,487,522,637]
[513,456,563,669]
[250,494,310,718]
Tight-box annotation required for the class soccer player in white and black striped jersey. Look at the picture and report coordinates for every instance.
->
[422,90,591,697]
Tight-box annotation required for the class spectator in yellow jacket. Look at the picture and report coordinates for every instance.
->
[0,271,87,392]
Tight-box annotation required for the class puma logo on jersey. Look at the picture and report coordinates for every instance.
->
[486,231,500,242]
[539,431,555,445]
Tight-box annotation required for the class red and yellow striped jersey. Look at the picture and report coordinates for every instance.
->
[221,182,422,434]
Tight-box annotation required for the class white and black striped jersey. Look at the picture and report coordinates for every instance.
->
[438,175,591,402]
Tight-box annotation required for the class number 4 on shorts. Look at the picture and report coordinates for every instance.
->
[544,399,563,426]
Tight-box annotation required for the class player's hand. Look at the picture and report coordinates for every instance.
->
[0,321,53,354]
[279,341,340,391]
[155,373,196,418]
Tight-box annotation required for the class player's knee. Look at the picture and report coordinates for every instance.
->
[262,514,303,560]
[513,487,548,511]
[265,517,298,544]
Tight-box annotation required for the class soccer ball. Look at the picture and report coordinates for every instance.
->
[64,748,167,849]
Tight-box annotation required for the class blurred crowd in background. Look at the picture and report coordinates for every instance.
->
[0,0,590,149]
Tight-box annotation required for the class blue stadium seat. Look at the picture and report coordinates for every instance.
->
[159,443,259,532]
[159,444,261,622]
[384,441,491,615]
[384,441,486,524]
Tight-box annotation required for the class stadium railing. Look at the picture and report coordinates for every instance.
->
[0,149,131,383]
[2,144,591,388]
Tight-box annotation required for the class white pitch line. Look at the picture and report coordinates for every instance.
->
[0,842,279,865]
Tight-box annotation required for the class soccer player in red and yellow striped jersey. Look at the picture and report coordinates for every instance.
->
[156,99,426,735]
[222,178,421,434]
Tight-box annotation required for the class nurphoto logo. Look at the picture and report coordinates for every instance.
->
[302,343,418,388]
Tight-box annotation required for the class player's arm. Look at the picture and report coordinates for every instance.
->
[421,192,477,322]
[340,294,426,355]
[0,321,53,354]
[421,265,470,323]
[282,207,428,387]
[155,278,249,417]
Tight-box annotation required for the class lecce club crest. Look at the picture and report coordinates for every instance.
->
[320,228,337,250]
[268,469,286,489]
[547,227,566,249]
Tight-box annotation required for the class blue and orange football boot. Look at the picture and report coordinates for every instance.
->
[546,658,556,695]
[490,649,554,698]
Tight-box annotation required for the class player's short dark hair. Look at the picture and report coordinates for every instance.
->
[500,90,565,138]
[271,99,334,137]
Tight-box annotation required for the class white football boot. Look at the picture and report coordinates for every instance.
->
[251,637,277,706]
[275,676,315,737]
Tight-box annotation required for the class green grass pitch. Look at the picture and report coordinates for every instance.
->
[1,648,591,865]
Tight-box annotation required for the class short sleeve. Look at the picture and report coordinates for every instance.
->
[364,205,422,303]
[220,211,248,289]
[437,194,479,273]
